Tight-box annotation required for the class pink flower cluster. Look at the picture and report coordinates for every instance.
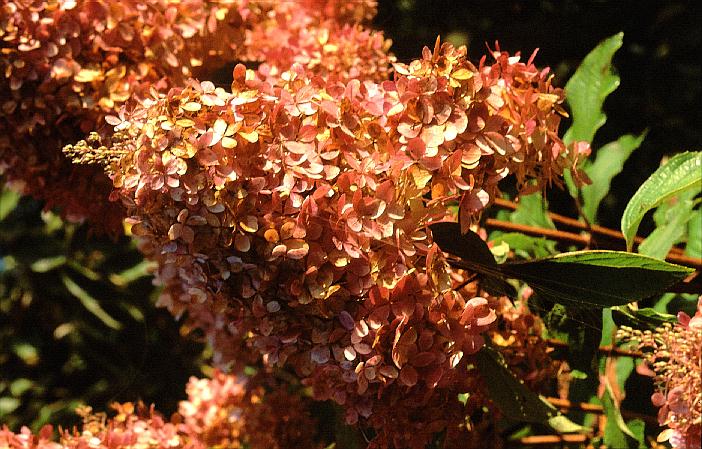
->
[619,298,702,449]
[0,0,388,233]
[0,371,320,449]
[74,37,581,446]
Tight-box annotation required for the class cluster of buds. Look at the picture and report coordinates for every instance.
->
[491,291,559,389]
[69,36,582,446]
[618,297,702,449]
[0,0,389,233]
[0,371,320,449]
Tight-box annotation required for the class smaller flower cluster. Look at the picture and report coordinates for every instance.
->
[240,0,393,84]
[0,0,245,231]
[0,371,320,449]
[618,297,702,449]
[491,292,558,390]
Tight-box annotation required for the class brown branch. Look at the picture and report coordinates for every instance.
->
[484,218,702,270]
[515,434,589,445]
[493,198,686,255]
[545,339,644,358]
[545,397,659,426]
[485,218,591,246]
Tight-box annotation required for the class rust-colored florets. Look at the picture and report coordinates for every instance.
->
[85,39,578,446]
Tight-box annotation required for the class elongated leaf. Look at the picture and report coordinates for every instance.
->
[685,208,702,258]
[580,132,647,223]
[61,273,122,330]
[611,305,677,331]
[500,251,693,307]
[30,255,67,273]
[638,193,697,259]
[432,221,693,307]
[475,347,584,432]
[621,151,702,250]
[563,33,624,145]
[0,188,21,221]
[602,386,646,449]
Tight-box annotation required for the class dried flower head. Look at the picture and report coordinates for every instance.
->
[70,36,582,446]
[1,0,391,233]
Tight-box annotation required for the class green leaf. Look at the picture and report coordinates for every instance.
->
[621,151,702,251]
[602,387,644,449]
[61,273,122,330]
[542,303,602,371]
[489,232,557,259]
[475,347,584,432]
[109,260,154,287]
[510,192,555,230]
[580,132,647,223]
[685,208,702,258]
[475,347,551,423]
[431,221,693,307]
[638,193,697,259]
[611,305,677,331]
[501,251,693,307]
[30,255,67,273]
[0,397,20,417]
[563,32,623,145]
[9,378,33,396]
[0,188,21,221]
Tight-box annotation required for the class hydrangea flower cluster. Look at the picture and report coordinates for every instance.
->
[0,371,319,449]
[68,36,583,446]
[0,0,389,233]
[618,298,702,449]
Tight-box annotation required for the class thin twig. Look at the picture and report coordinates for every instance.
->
[515,434,589,445]
[545,339,644,358]
[484,218,702,269]
[544,397,659,426]
[493,198,686,255]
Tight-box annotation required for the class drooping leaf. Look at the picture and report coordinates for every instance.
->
[432,221,693,307]
[621,151,702,250]
[579,132,647,223]
[541,302,602,371]
[563,32,624,145]
[475,347,585,432]
[474,348,555,423]
[602,387,646,449]
[500,250,693,307]
[429,222,515,297]
[429,222,497,268]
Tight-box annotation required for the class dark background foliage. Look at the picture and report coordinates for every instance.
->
[0,193,205,430]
